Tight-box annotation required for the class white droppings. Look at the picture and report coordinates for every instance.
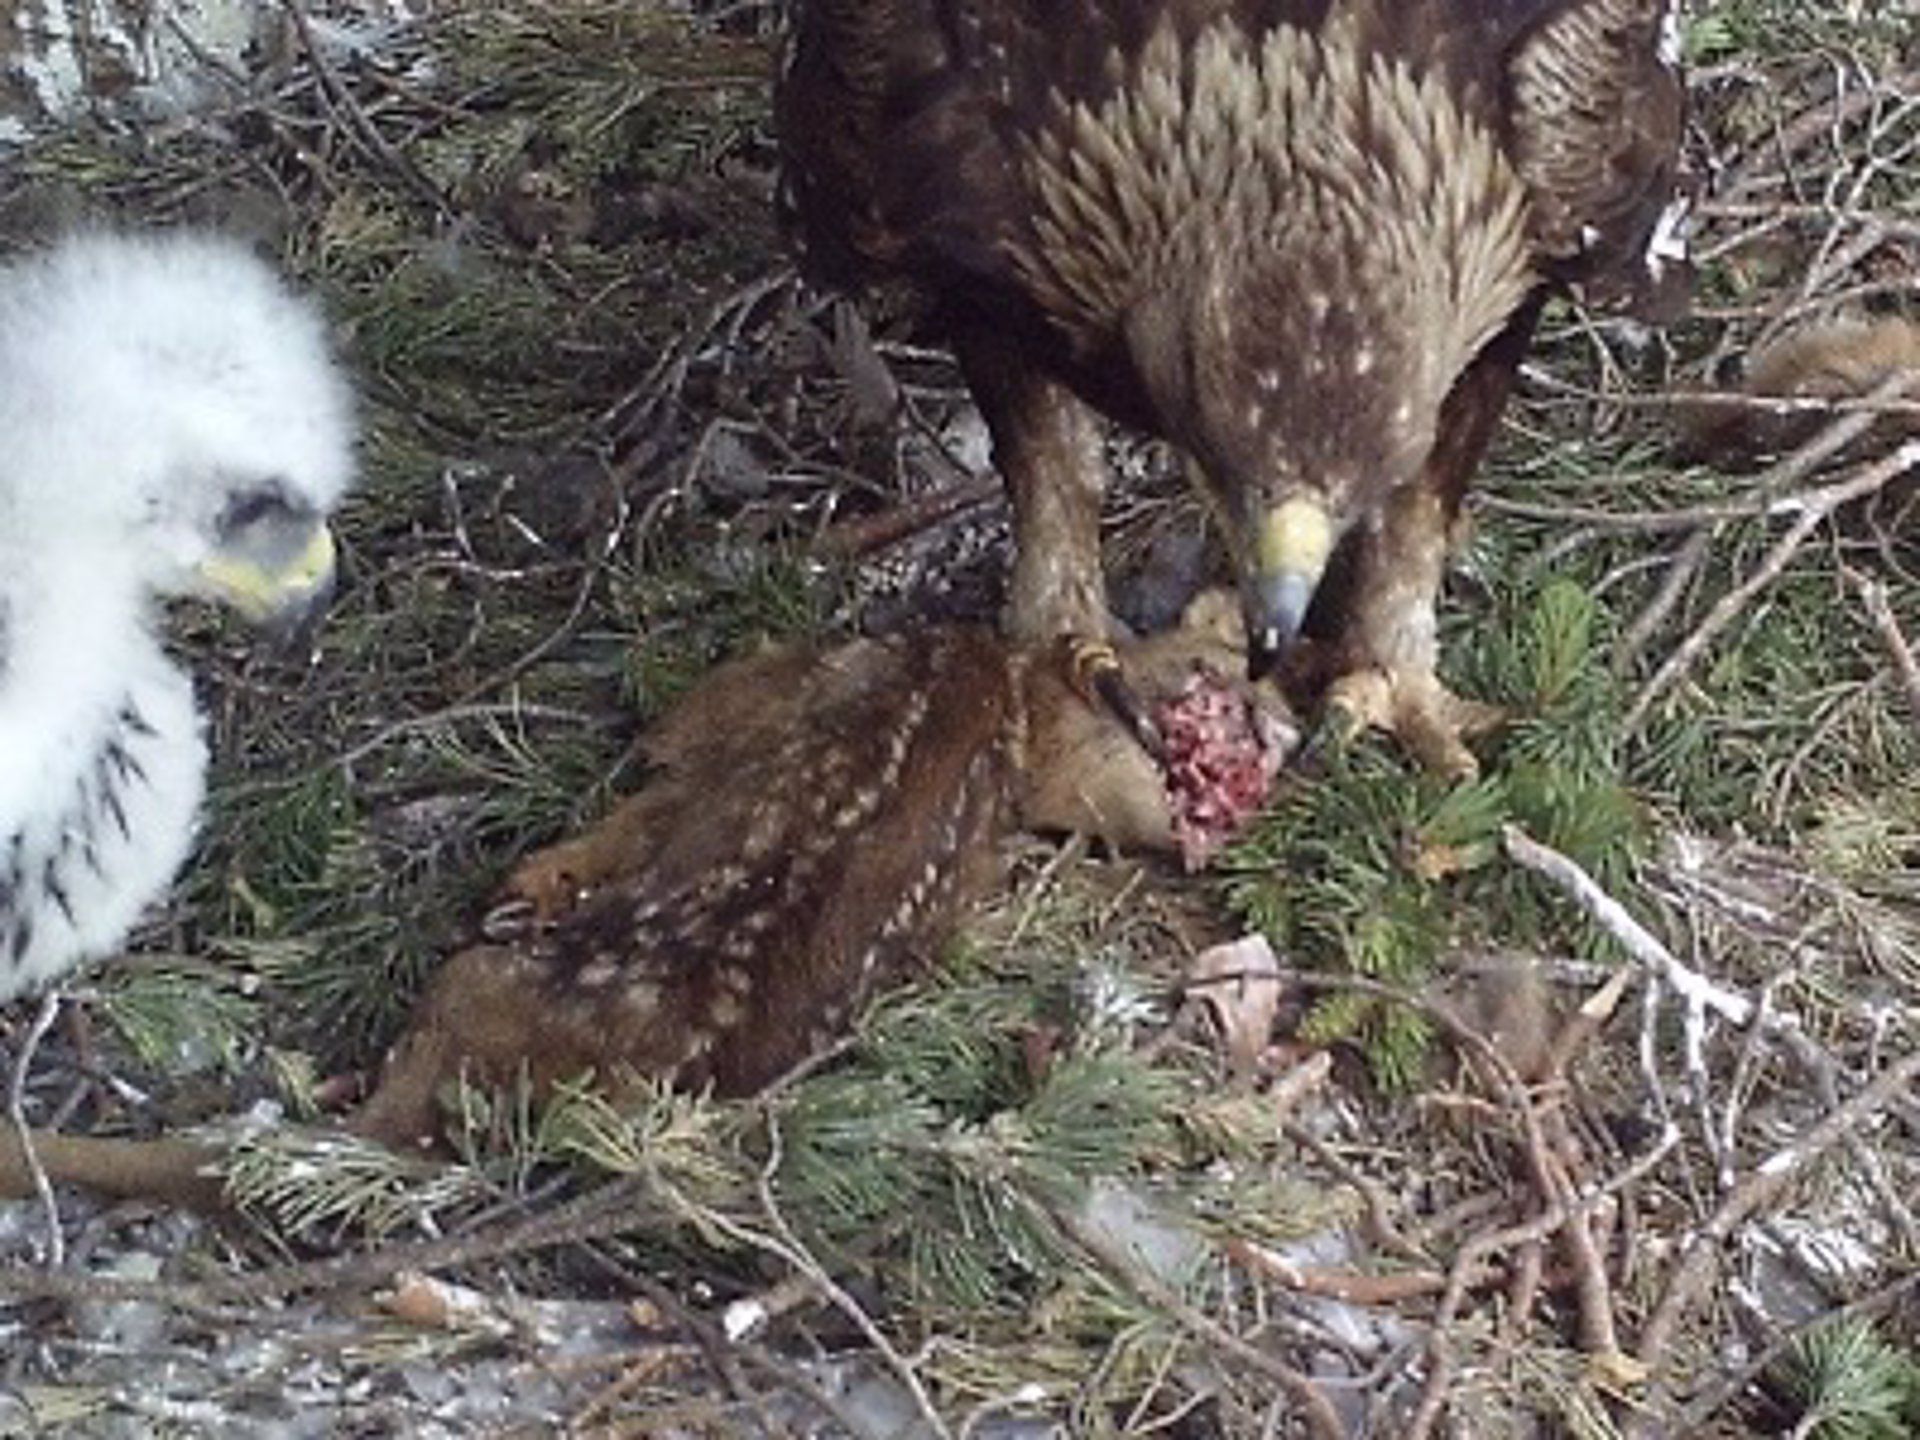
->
[723,1297,767,1341]
[1644,194,1691,278]
[1658,1,1684,68]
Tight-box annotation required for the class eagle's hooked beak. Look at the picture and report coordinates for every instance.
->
[1245,496,1332,680]
[196,518,339,644]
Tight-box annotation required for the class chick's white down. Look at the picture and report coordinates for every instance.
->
[0,232,354,1000]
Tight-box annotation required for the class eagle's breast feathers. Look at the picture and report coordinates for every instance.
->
[780,0,1687,346]
[1012,12,1539,417]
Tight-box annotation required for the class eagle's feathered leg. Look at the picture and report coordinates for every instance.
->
[956,334,1110,646]
[1315,305,1542,777]
[956,334,1168,757]
[1319,481,1503,778]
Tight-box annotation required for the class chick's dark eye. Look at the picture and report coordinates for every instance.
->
[218,483,296,538]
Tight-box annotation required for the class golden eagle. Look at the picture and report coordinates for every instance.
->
[778,0,1688,773]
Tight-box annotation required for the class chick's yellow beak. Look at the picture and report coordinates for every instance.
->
[197,520,338,637]
[1246,496,1332,679]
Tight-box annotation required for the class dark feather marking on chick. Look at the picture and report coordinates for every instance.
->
[1,836,21,964]
[41,857,72,926]
[105,735,147,787]
[3,696,167,978]
[117,702,157,742]
[95,753,132,841]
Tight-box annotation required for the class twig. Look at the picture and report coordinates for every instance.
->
[1540,964,1636,1082]
[1536,966,1639,1366]
[1502,827,1755,1032]
[598,1264,790,1438]
[1628,1048,1920,1436]
[1672,1270,1920,1433]
[600,271,798,443]
[315,499,622,781]
[1622,435,1920,735]
[1228,1239,1453,1303]
[1486,370,1920,541]
[564,1346,698,1431]
[814,474,1001,556]
[1403,1123,1680,1440]
[1271,970,1556,1154]
[163,12,252,89]
[0,1173,651,1309]
[280,0,453,219]
[1656,389,1920,422]
[752,1120,953,1439]
[1480,491,1762,535]
[1614,526,1717,674]
[1282,1122,1429,1264]
[1501,820,1796,1348]
[647,1117,956,1440]
[1849,569,1920,733]
[1270,968,1621,1433]
[328,698,600,774]
[736,1338,885,1437]
[7,993,66,1268]
[1712,73,1920,202]
[1041,1197,1347,1440]
[1530,1115,1623,1376]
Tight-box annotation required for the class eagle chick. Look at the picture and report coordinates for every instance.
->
[0,233,354,1001]
[779,0,1688,773]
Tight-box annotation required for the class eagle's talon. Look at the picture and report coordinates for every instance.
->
[1324,667,1501,781]
[1288,694,1365,776]
[1068,637,1167,764]
[1066,636,1120,694]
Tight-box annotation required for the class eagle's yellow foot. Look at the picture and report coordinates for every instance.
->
[1322,666,1505,780]
[1067,636,1167,764]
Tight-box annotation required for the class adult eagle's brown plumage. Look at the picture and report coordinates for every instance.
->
[778,0,1688,773]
